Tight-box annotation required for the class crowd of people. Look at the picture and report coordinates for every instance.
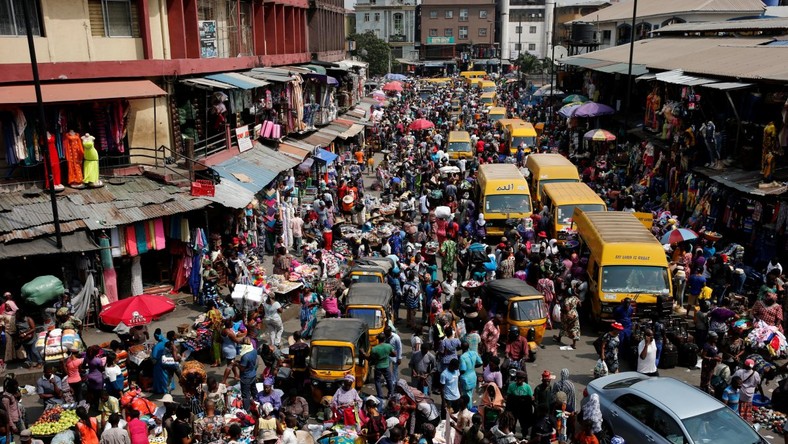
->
[6,73,787,444]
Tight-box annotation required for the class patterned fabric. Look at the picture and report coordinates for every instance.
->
[195,414,225,444]
[440,240,457,272]
[603,333,620,372]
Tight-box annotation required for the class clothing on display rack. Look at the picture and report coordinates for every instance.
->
[64,131,85,187]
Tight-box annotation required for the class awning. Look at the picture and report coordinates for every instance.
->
[654,69,715,86]
[203,179,256,209]
[339,124,365,139]
[0,231,100,260]
[278,142,312,160]
[562,57,609,68]
[635,73,657,82]
[594,62,649,76]
[211,144,299,196]
[298,158,315,171]
[304,64,327,75]
[205,72,270,90]
[302,73,339,85]
[314,148,338,164]
[702,82,754,91]
[181,77,237,90]
[0,80,166,105]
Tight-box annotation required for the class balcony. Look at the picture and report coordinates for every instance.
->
[389,34,408,42]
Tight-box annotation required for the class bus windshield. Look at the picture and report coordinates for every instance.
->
[311,346,354,371]
[512,136,536,149]
[601,265,671,295]
[509,299,545,321]
[347,308,384,329]
[448,142,472,152]
[557,204,606,225]
[485,194,531,214]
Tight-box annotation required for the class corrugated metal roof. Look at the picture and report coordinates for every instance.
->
[201,180,255,209]
[576,0,764,23]
[702,81,754,90]
[205,73,270,90]
[0,177,211,237]
[656,17,788,33]
[0,231,100,260]
[563,37,788,82]
[181,78,237,90]
[211,145,299,195]
[655,69,716,85]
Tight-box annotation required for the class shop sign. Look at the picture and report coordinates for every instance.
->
[199,20,218,58]
[236,126,254,152]
[427,36,454,44]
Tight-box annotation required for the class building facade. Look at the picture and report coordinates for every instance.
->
[419,0,496,62]
[354,0,418,61]
[504,0,550,60]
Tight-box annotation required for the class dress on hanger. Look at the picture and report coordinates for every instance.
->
[64,132,84,186]
[45,133,63,190]
[82,136,100,184]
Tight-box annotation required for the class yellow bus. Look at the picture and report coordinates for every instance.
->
[460,71,487,85]
[507,122,538,155]
[477,80,497,93]
[488,107,507,124]
[542,182,607,244]
[480,91,497,107]
[475,164,533,237]
[572,210,673,324]
[525,153,580,206]
[447,131,473,160]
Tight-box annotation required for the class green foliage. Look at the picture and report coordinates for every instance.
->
[517,52,543,74]
[351,31,390,76]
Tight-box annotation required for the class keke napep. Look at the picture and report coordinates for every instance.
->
[482,278,546,359]
[308,318,370,403]
[345,282,393,346]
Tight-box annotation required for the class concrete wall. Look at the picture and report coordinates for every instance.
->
[128,95,173,165]
[0,0,169,64]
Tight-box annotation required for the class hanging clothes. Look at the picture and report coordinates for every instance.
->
[130,256,143,296]
[82,136,100,184]
[45,133,63,189]
[12,109,27,163]
[64,132,84,186]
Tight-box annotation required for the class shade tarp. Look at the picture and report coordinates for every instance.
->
[0,231,100,260]
[314,148,338,164]
[0,80,166,105]
[205,72,270,89]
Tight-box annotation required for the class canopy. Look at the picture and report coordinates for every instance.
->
[660,228,699,244]
[563,94,588,103]
[558,103,582,118]
[484,278,540,301]
[583,129,617,142]
[408,118,435,130]
[312,318,368,342]
[382,82,403,92]
[99,294,176,326]
[385,73,407,81]
[314,148,338,164]
[573,102,615,118]
[346,283,393,307]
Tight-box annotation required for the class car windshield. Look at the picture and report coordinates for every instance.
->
[557,204,606,226]
[682,407,764,444]
[601,266,671,295]
[310,346,354,371]
[509,299,545,321]
[448,141,472,152]
[485,194,531,214]
[347,308,383,329]
[352,274,381,284]
[512,136,535,149]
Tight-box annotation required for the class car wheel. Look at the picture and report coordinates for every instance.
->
[597,422,615,444]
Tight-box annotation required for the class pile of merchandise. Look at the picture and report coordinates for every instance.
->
[752,405,787,434]
[30,405,79,436]
[746,320,788,358]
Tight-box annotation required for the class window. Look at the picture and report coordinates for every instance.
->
[478,27,487,37]
[528,43,536,50]
[509,9,543,22]
[529,26,536,33]
[429,28,438,37]
[444,28,453,37]
[363,12,370,22]
[0,0,43,36]
[429,10,437,19]
[374,12,380,21]
[459,8,468,21]
[393,12,403,34]
[515,26,522,34]
[445,10,453,19]
[601,29,612,43]
[635,22,652,40]
[92,0,137,37]
[479,9,488,19]
[514,43,522,50]
[459,26,468,39]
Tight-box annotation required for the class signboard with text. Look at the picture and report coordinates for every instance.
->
[426,36,455,44]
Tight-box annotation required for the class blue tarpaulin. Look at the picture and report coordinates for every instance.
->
[314,148,338,164]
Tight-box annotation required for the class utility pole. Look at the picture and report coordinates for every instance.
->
[624,0,638,133]
[23,0,62,249]
[548,0,557,123]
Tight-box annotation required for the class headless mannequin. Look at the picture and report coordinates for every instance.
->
[81,133,103,188]
[64,130,84,188]
[44,132,64,192]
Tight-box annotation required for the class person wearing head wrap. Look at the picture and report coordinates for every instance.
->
[582,393,603,434]
[479,383,505,431]
[330,374,363,418]
[255,377,282,413]
[551,369,576,412]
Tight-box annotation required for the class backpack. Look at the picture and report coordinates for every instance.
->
[593,334,606,356]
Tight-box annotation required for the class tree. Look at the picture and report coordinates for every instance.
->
[350,31,391,76]
[517,52,542,74]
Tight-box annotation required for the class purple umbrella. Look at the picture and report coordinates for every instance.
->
[573,102,615,118]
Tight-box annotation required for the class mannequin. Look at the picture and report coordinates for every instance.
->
[81,133,103,188]
[64,130,85,188]
[762,121,778,182]
[44,132,64,192]
[699,121,720,169]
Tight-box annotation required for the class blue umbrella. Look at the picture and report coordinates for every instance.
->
[660,228,699,245]
[385,73,407,81]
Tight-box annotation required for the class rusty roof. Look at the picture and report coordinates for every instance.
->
[575,0,764,23]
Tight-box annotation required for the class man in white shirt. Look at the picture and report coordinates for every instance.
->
[289,214,304,254]
[419,194,430,220]
[637,329,658,377]
[441,274,457,303]
[281,415,298,444]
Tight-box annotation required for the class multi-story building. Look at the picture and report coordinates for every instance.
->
[572,0,765,49]
[355,0,419,61]
[420,0,496,63]
[504,0,550,60]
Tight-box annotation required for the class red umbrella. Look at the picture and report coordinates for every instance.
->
[382,82,403,92]
[408,118,435,131]
[99,294,177,326]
